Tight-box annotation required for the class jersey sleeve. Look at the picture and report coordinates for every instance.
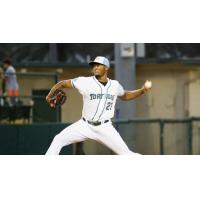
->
[71,76,87,95]
[117,81,125,96]
[5,67,15,77]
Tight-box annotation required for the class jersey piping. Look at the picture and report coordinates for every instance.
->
[71,80,75,88]
[91,76,103,121]
[97,80,111,121]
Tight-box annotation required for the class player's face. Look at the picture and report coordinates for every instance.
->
[92,63,107,77]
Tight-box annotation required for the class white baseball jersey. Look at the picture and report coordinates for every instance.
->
[71,76,125,121]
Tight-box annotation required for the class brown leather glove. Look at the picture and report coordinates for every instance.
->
[47,89,67,108]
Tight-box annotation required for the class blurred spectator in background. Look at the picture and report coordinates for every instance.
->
[3,58,19,106]
[0,66,4,105]
[0,66,3,93]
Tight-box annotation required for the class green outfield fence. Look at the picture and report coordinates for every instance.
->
[0,117,200,155]
[0,123,72,155]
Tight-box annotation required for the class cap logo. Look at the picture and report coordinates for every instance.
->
[96,57,102,61]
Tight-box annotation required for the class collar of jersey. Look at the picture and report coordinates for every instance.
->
[93,76,110,88]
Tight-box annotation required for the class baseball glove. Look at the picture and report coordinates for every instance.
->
[49,89,67,108]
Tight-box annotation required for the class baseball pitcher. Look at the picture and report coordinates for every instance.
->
[46,56,152,155]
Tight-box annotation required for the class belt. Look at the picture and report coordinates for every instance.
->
[82,117,109,126]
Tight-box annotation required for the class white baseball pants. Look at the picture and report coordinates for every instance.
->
[46,119,138,155]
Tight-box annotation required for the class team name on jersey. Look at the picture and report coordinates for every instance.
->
[90,93,115,101]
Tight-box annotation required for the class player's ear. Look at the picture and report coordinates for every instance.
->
[105,66,109,72]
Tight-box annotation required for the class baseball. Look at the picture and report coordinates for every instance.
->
[145,80,152,89]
